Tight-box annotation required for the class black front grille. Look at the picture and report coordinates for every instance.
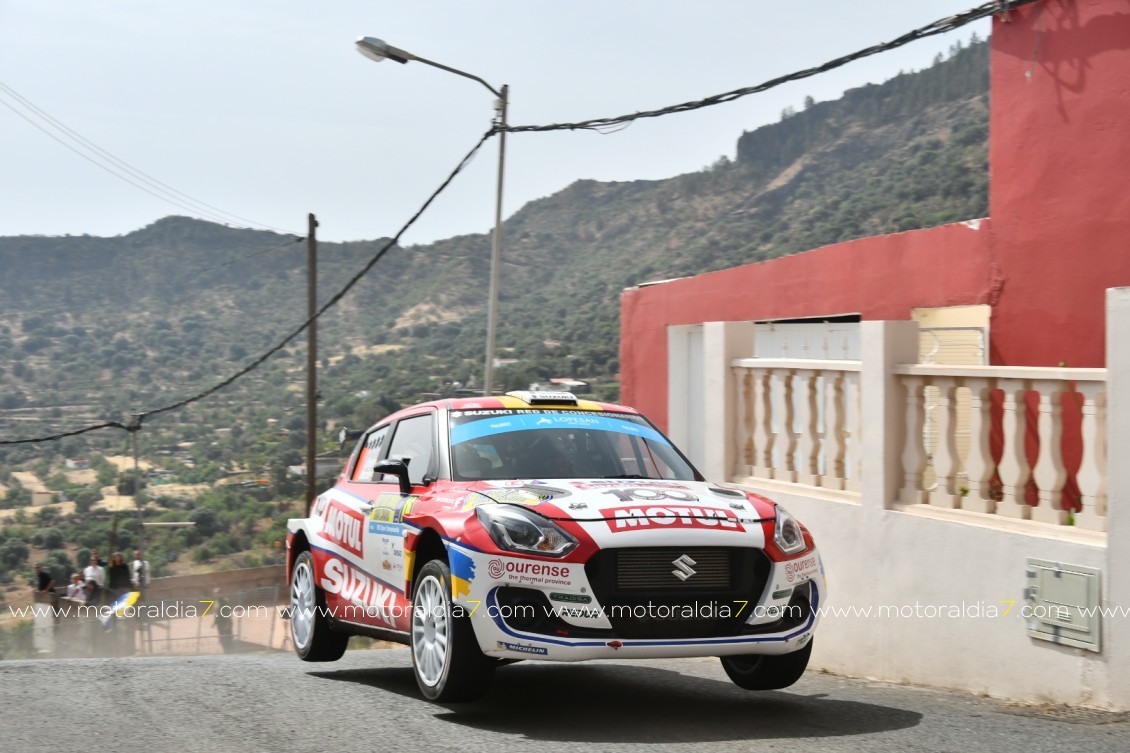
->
[616,548,732,590]
[585,547,771,639]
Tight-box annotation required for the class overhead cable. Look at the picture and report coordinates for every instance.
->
[0,130,494,445]
[0,79,298,234]
[0,0,1035,445]
[495,0,1035,136]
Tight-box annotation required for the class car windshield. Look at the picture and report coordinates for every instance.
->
[448,409,699,481]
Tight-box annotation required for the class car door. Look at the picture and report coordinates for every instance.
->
[315,423,399,631]
[351,411,437,632]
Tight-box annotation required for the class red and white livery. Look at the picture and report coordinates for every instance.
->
[287,391,824,701]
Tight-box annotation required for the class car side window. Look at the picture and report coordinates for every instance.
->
[383,413,435,486]
[351,425,390,482]
[616,434,674,478]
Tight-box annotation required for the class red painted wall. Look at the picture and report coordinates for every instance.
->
[621,0,1130,429]
[988,0,1130,367]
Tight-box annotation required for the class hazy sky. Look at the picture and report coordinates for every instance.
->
[1,1,990,244]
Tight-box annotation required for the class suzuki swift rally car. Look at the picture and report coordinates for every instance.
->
[287,391,823,702]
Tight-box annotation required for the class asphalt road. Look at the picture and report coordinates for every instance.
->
[3,649,1127,753]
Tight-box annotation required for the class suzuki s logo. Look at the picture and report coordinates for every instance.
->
[671,554,697,581]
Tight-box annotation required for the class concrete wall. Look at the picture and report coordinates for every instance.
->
[144,565,285,603]
[692,294,1130,709]
[758,484,1113,706]
[33,565,287,658]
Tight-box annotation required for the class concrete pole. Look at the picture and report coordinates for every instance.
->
[305,214,318,514]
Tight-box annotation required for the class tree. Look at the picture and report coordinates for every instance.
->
[0,540,28,570]
[73,487,103,514]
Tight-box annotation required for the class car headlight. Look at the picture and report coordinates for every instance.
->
[774,506,807,555]
[475,505,578,557]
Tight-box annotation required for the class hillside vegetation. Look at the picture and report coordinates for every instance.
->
[0,38,988,596]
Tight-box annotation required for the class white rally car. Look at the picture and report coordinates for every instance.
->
[287,391,823,701]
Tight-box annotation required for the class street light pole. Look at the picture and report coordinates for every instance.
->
[484,85,507,398]
[356,37,507,397]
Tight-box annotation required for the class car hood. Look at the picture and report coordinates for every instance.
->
[461,479,776,525]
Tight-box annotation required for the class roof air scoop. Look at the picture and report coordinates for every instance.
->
[507,390,578,406]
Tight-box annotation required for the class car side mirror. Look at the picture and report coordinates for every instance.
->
[374,458,412,496]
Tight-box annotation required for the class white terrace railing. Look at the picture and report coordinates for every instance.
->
[894,365,1106,531]
[732,359,862,492]
[729,357,1108,532]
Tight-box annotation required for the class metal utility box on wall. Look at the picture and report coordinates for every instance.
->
[1025,559,1102,652]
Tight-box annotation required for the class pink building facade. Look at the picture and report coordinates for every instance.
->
[622,0,1130,426]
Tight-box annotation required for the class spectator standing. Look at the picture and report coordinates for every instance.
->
[83,554,106,605]
[106,552,131,599]
[131,550,150,592]
[83,554,106,589]
[33,563,55,593]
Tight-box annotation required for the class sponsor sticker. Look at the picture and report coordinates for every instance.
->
[461,486,566,510]
[571,480,692,491]
[368,521,402,536]
[322,499,365,557]
[604,506,746,532]
[320,557,399,626]
[549,592,592,604]
[784,555,819,583]
[486,558,575,587]
[496,641,548,656]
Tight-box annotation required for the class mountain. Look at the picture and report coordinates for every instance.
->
[0,38,989,468]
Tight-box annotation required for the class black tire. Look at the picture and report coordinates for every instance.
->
[411,559,495,702]
[720,639,813,690]
[289,550,348,662]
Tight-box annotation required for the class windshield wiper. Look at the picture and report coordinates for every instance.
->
[603,474,650,479]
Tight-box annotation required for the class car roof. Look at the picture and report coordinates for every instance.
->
[377,392,640,428]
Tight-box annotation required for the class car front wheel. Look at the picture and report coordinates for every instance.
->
[411,559,494,702]
[720,639,813,690]
[290,550,348,662]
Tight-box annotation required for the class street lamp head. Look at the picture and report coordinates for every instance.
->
[353,33,507,398]
[356,36,412,65]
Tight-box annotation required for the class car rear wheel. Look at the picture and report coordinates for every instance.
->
[290,550,348,662]
[411,559,494,702]
[720,639,813,690]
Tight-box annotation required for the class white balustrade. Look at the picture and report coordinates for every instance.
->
[892,365,1106,530]
[927,376,961,509]
[1031,381,1068,525]
[900,376,927,505]
[822,370,848,490]
[732,359,862,491]
[962,380,997,514]
[1074,382,1107,531]
[997,381,1032,519]
[730,358,1107,530]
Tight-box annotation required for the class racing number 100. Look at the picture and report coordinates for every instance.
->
[602,488,698,502]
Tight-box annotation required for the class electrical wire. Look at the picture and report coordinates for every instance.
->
[0,129,494,445]
[495,0,1035,136]
[0,79,298,235]
[180,234,305,281]
[0,0,1034,446]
